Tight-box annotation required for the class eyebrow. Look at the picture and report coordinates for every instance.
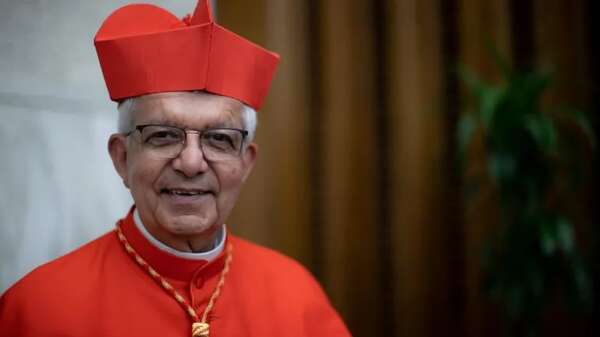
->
[137,119,187,129]
[139,120,240,130]
[141,108,242,129]
[205,120,239,129]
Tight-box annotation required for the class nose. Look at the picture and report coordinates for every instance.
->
[171,132,209,177]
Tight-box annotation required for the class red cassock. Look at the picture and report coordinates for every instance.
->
[0,208,351,336]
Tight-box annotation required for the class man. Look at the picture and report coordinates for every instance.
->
[0,1,351,336]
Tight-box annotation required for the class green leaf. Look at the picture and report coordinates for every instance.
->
[457,113,477,161]
[553,106,596,149]
[479,86,504,129]
[524,114,558,154]
[539,219,557,256]
[539,217,574,256]
[506,285,525,318]
[513,72,552,108]
[459,66,487,101]
[571,260,592,303]
[556,217,574,254]
[488,152,516,182]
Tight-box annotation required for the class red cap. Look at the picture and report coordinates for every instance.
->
[94,1,280,110]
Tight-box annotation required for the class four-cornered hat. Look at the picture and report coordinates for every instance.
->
[94,0,280,110]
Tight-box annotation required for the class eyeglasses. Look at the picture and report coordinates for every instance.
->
[127,124,249,161]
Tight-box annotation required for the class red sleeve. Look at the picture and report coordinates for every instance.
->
[302,278,353,337]
[0,286,29,337]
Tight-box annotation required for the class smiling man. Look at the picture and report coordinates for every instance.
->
[112,92,254,254]
[0,1,351,337]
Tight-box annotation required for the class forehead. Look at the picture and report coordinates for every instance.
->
[131,92,244,127]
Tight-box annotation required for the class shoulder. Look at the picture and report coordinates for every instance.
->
[229,235,329,301]
[227,235,352,336]
[1,230,116,308]
[16,230,115,284]
[230,235,315,279]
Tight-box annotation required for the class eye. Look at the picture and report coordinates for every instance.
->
[203,130,237,151]
[142,127,183,146]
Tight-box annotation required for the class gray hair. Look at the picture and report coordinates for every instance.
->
[117,94,257,142]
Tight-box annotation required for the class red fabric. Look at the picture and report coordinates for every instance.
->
[94,0,280,110]
[0,208,351,337]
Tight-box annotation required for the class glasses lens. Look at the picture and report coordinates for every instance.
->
[201,129,245,161]
[139,125,185,159]
[135,126,246,160]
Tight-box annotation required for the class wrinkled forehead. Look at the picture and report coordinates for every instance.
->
[131,91,244,128]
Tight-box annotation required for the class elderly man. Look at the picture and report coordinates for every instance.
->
[0,1,351,337]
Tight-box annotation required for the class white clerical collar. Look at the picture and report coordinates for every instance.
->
[133,209,226,262]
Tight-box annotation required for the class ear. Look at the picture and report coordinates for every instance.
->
[240,142,257,182]
[108,134,130,188]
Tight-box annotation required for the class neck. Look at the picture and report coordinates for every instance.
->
[133,209,225,258]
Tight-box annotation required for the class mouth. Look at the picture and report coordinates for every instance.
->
[160,188,214,197]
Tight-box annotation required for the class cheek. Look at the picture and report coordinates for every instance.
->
[216,166,246,199]
[128,159,160,193]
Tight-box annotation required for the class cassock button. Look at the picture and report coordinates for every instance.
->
[194,276,204,289]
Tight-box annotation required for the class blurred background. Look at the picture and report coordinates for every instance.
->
[0,1,598,337]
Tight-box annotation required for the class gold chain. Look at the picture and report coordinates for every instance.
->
[116,222,233,337]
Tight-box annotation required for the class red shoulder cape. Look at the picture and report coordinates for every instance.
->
[0,208,351,337]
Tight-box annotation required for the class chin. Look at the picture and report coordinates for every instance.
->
[163,214,217,236]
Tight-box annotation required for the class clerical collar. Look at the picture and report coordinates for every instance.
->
[133,209,226,263]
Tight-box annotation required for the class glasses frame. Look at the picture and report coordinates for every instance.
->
[126,124,249,160]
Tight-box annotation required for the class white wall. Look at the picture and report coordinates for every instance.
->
[0,0,199,292]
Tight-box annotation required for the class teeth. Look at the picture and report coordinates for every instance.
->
[169,189,203,196]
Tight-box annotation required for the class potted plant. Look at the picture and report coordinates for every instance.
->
[457,52,594,337]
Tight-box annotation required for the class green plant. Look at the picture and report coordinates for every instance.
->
[457,54,594,337]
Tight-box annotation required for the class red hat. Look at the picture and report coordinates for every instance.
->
[94,0,280,110]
